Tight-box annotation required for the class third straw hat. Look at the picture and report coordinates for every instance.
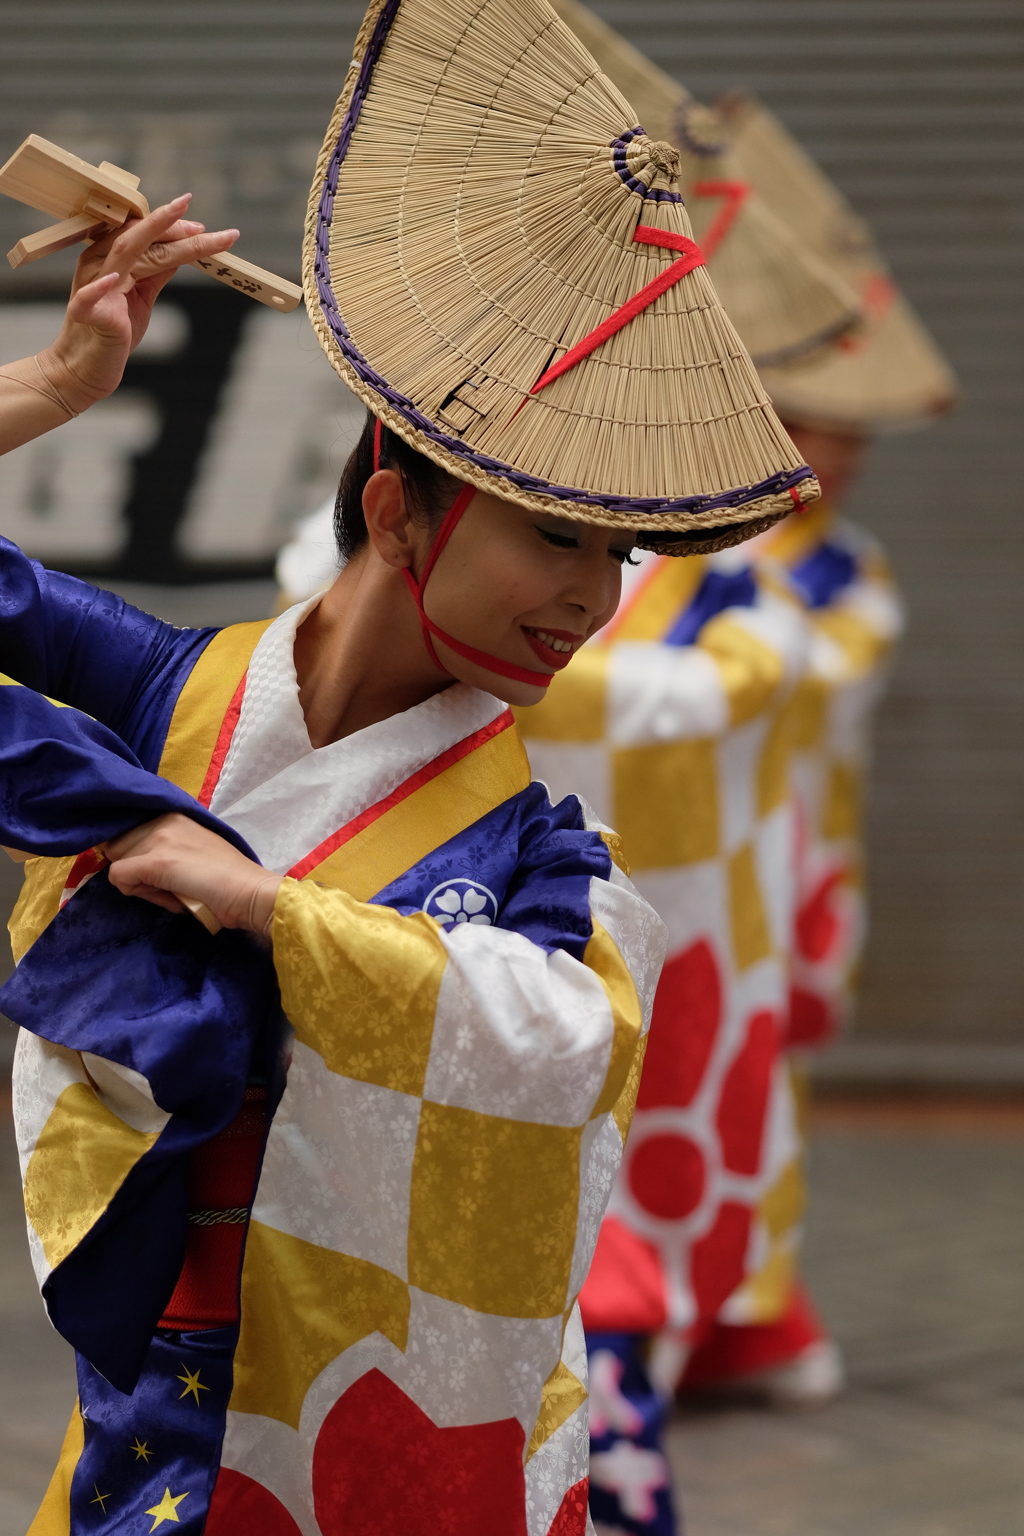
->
[550,0,863,369]
[721,94,960,433]
[303,0,820,555]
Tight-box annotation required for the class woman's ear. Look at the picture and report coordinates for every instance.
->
[362,468,416,570]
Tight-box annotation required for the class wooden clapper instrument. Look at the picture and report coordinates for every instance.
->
[0,134,302,312]
[0,133,305,931]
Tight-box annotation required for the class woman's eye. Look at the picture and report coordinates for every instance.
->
[537,526,580,550]
[611,549,640,566]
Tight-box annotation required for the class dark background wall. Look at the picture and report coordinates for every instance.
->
[0,0,1021,1048]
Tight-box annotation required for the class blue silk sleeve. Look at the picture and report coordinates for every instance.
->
[369,781,613,963]
[0,681,258,856]
[0,536,216,769]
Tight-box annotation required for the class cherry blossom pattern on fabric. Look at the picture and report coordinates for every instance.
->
[205,1469,303,1535]
[311,1369,528,1536]
[423,878,499,927]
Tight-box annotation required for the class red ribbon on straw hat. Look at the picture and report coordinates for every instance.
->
[526,224,706,396]
[690,181,751,259]
[380,219,760,686]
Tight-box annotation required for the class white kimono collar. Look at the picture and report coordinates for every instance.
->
[210,598,506,875]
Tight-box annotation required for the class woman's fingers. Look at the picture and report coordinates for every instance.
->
[64,270,123,326]
[84,196,239,290]
[102,816,167,863]
[123,226,240,281]
[76,194,193,278]
[101,812,281,934]
[104,867,186,916]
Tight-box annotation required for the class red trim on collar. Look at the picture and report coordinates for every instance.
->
[286,708,515,880]
[197,671,248,808]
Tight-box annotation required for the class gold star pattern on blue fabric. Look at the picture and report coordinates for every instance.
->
[130,1437,153,1462]
[176,1363,210,1405]
[91,1484,111,1512]
[145,1486,189,1529]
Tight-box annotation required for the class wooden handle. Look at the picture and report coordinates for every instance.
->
[176,895,223,935]
[190,252,303,312]
[0,133,302,313]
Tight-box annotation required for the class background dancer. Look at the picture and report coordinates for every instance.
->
[510,8,956,1533]
[679,92,957,1404]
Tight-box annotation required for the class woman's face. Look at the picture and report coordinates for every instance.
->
[784,423,868,507]
[413,487,636,705]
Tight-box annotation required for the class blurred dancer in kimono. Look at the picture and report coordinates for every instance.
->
[0,1,819,1533]
[680,92,958,1407]
[506,9,955,1534]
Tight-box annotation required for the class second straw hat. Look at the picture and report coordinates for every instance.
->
[304,0,818,554]
[722,94,960,433]
[549,0,862,369]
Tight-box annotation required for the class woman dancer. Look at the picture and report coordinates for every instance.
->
[5,0,815,1531]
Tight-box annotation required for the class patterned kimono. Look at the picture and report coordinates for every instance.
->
[685,505,904,1383]
[1,543,665,1536]
[517,549,808,1532]
[766,506,905,1050]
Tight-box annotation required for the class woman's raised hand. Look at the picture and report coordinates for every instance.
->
[102,812,282,938]
[37,194,240,414]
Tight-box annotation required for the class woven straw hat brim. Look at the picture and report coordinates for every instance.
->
[760,294,959,435]
[722,93,960,431]
[549,0,862,367]
[303,0,819,554]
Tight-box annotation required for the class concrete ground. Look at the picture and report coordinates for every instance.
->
[669,1104,1024,1536]
[3,1096,1024,1533]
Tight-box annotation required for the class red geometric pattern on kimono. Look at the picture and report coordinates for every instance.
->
[579,1216,669,1332]
[715,1010,780,1176]
[689,1201,753,1322]
[795,870,845,962]
[58,845,107,908]
[547,1477,591,1536]
[205,1468,302,1535]
[627,1132,706,1220]
[787,985,835,1048]
[636,939,721,1110]
[311,1368,528,1536]
[682,1281,826,1386]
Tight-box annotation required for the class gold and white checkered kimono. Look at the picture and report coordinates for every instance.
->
[15,599,667,1536]
[517,549,808,1353]
[712,507,904,1338]
[755,505,905,1049]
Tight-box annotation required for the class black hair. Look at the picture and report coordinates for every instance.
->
[334,410,464,562]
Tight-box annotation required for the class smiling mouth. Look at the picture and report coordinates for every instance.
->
[521,626,584,670]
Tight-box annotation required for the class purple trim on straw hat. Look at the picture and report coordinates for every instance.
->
[312,0,812,520]
[613,128,684,204]
[672,107,729,160]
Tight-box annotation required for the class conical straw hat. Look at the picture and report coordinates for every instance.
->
[720,94,960,433]
[303,0,819,555]
[548,0,862,368]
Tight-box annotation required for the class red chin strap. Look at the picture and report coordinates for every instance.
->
[373,419,553,688]
[373,222,714,690]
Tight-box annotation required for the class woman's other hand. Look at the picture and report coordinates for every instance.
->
[102,813,282,937]
[37,194,240,413]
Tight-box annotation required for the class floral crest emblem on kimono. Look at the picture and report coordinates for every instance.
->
[423,878,499,927]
